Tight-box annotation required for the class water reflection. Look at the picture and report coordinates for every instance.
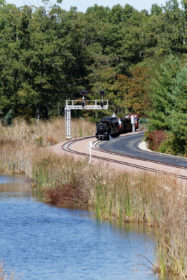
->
[0,175,160,280]
[0,175,19,184]
[0,174,31,198]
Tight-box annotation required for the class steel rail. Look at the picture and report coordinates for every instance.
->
[94,139,187,170]
[62,136,187,181]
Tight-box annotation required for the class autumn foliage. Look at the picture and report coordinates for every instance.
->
[114,65,149,117]
[146,130,168,151]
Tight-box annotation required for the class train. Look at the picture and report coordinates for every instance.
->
[95,114,139,140]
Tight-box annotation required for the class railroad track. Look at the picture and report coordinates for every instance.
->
[62,136,187,181]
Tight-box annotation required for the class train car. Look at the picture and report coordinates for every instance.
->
[120,117,132,133]
[124,114,139,130]
[96,114,139,140]
[96,116,119,140]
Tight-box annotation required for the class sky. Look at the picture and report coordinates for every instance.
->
[6,0,175,12]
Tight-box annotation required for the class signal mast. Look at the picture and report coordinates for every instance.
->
[65,90,108,139]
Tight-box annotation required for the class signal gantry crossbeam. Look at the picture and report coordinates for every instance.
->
[65,99,108,139]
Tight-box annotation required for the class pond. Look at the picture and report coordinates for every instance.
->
[0,175,160,280]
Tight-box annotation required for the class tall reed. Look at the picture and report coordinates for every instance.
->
[0,117,95,146]
[0,117,95,175]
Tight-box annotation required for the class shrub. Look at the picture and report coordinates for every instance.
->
[145,130,168,151]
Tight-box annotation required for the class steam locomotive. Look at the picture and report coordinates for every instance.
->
[95,114,139,140]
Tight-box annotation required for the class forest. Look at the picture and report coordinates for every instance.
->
[0,0,186,154]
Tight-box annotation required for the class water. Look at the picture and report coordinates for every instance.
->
[0,175,159,280]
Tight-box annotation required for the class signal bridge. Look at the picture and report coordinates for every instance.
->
[65,99,108,139]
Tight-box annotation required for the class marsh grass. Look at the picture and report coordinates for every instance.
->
[0,117,95,175]
[0,118,186,279]
[0,117,95,146]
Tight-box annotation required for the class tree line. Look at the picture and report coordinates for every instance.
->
[0,0,186,153]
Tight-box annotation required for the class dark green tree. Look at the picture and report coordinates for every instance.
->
[170,64,187,153]
[148,54,187,154]
[0,0,186,122]
[151,4,162,15]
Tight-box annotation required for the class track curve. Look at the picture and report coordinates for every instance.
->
[62,134,187,182]
[98,131,187,168]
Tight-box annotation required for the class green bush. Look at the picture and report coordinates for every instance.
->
[158,136,173,154]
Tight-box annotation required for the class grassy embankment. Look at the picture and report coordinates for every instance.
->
[0,118,186,279]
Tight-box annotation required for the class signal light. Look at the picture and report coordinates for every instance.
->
[80,89,87,97]
[80,89,86,109]
[100,90,105,96]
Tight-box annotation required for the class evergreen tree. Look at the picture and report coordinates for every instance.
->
[148,54,187,154]
[170,64,187,153]
[149,55,181,129]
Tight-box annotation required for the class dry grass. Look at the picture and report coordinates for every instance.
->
[0,117,95,175]
[0,117,95,147]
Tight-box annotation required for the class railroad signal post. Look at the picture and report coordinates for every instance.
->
[65,90,108,139]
